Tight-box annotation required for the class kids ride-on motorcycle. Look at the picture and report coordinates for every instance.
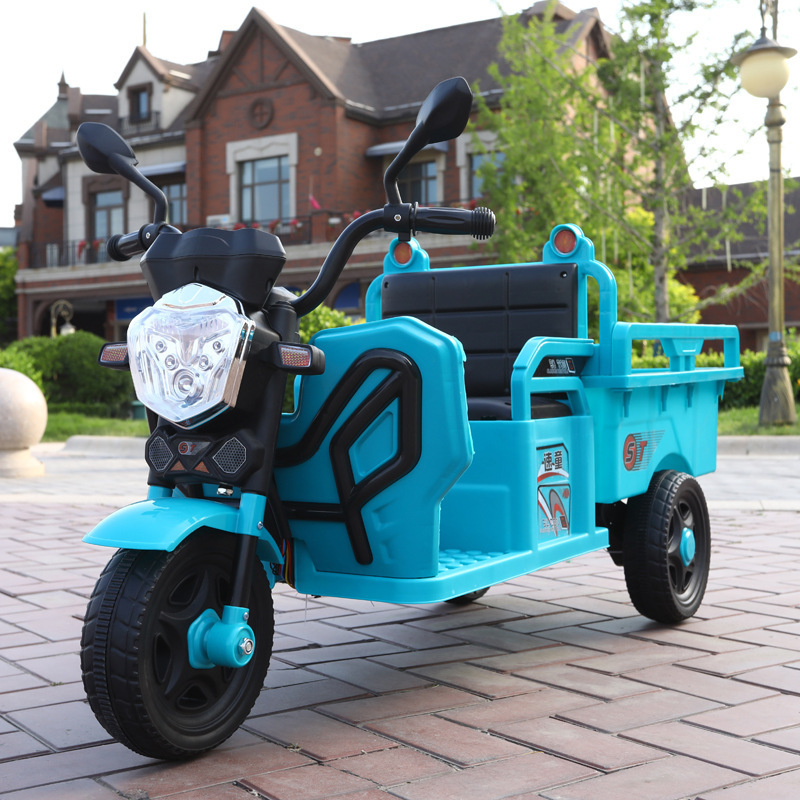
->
[77,77,743,761]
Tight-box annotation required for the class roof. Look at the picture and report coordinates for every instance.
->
[186,4,612,124]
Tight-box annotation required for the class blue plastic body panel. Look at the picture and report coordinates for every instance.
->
[271,224,742,604]
[275,316,473,588]
[83,492,283,573]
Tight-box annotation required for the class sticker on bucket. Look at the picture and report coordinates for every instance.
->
[537,444,570,538]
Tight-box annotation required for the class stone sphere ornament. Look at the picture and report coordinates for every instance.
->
[0,368,47,478]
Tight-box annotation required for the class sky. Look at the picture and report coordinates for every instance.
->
[2,0,798,230]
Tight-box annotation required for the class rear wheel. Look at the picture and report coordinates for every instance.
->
[81,530,273,760]
[445,587,490,605]
[623,470,710,623]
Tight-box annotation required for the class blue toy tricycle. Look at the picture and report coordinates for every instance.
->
[76,77,742,760]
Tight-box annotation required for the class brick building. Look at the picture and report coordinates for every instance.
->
[12,3,612,339]
[12,3,798,351]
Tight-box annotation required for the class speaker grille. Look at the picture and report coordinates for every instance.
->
[212,438,247,475]
[148,436,173,472]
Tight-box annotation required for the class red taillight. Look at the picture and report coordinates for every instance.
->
[553,228,577,255]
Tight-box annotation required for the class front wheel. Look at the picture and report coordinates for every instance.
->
[623,470,710,624]
[81,530,273,760]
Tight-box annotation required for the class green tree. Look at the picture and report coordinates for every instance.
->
[0,247,17,343]
[475,0,765,323]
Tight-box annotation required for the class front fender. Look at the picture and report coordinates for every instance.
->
[82,496,283,564]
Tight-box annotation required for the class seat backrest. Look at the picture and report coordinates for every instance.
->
[381,262,578,397]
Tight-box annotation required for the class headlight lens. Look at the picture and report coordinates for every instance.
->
[127,283,255,429]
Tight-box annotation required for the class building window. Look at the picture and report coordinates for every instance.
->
[93,190,124,239]
[129,86,151,122]
[470,151,505,199]
[397,161,437,205]
[240,156,290,224]
[162,182,187,226]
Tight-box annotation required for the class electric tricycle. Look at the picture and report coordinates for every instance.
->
[76,77,743,760]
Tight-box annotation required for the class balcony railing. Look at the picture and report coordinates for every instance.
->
[29,240,112,269]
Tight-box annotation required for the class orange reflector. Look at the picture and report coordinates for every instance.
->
[100,343,128,364]
[553,228,577,255]
[394,241,413,265]
[170,460,186,472]
[279,344,312,369]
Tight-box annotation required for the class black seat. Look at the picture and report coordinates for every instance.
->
[381,263,578,420]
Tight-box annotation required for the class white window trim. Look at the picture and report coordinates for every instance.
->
[382,150,447,204]
[226,133,298,221]
[456,131,499,202]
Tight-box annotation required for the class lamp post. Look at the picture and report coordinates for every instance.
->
[732,0,796,425]
[49,299,75,338]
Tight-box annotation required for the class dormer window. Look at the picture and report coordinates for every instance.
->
[129,84,152,123]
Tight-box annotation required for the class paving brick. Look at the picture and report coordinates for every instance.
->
[515,663,658,700]
[0,743,153,794]
[245,709,392,760]
[502,610,610,633]
[535,625,652,653]
[734,665,800,694]
[410,661,539,699]
[688,695,800,737]
[698,769,800,799]
[7,700,112,749]
[623,720,800,776]
[683,646,800,677]
[753,725,800,753]
[681,613,794,637]
[446,624,556,652]
[627,664,777,705]
[249,677,369,716]
[307,658,430,693]
[333,746,455,785]
[373,644,499,668]
[273,640,404,665]
[539,755,743,799]
[492,716,667,771]
[565,644,706,675]
[357,623,461,650]
[243,764,375,800]
[389,751,597,800]
[322,685,481,724]
[471,644,600,673]
[0,778,125,800]
[557,690,722,733]
[628,625,752,654]
[104,740,310,797]
[0,728,51,761]
[438,687,598,729]
[365,714,530,766]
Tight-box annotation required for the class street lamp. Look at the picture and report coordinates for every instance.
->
[732,0,796,426]
[49,299,75,338]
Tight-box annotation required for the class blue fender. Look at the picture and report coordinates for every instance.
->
[82,494,283,565]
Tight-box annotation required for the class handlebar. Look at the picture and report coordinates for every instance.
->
[291,203,495,317]
[412,206,495,240]
[105,223,181,262]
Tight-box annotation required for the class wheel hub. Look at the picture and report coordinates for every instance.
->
[188,605,255,669]
[679,526,696,567]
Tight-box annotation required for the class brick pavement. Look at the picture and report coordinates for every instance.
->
[0,441,800,798]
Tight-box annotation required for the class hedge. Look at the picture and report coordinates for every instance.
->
[2,331,134,415]
[632,342,800,410]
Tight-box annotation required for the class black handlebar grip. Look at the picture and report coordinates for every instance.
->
[412,206,495,240]
[105,231,143,262]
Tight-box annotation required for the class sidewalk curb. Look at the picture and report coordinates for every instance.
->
[43,434,800,459]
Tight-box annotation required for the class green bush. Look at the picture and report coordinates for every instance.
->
[0,348,44,390]
[632,341,800,410]
[4,331,133,414]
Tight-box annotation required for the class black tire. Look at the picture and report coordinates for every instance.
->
[445,587,490,605]
[81,530,273,760]
[623,470,710,624]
